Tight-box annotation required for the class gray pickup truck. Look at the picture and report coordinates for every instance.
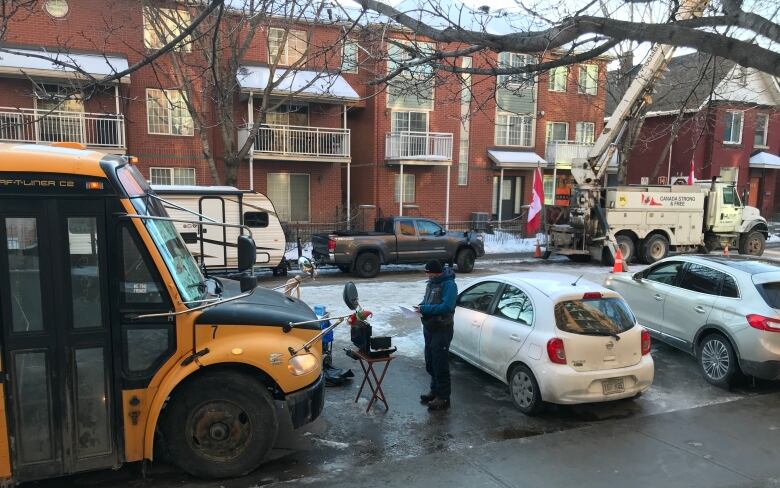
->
[312,217,485,278]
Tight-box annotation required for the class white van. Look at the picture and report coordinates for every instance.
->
[151,185,287,275]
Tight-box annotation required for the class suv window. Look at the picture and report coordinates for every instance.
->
[721,275,739,298]
[554,297,635,335]
[644,261,684,286]
[755,282,780,308]
[679,263,722,295]
[457,281,501,313]
[398,219,415,236]
[417,220,442,236]
[494,284,534,325]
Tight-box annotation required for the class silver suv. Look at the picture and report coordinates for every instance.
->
[605,256,780,388]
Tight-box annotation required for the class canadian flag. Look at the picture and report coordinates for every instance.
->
[687,156,695,185]
[527,166,544,235]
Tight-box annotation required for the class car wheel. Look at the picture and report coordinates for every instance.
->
[642,234,669,264]
[456,248,476,273]
[616,234,636,263]
[163,371,278,479]
[739,230,765,256]
[697,334,742,389]
[353,252,380,278]
[508,364,544,415]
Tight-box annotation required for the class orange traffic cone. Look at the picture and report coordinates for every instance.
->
[723,244,729,257]
[534,241,542,258]
[612,248,624,273]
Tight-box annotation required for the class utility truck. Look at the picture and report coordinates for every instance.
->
[546,0,767,264]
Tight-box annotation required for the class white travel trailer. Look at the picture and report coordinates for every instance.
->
[152,185,288,274]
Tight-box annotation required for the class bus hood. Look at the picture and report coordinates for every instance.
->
[196,279,318,329]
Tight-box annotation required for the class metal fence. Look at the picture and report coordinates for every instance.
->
[0,107,126,148]
[385,131,453,160]
[253,124,350,158]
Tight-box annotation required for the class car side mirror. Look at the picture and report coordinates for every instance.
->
[436,229,446,236]
[298,256,316,278]
[632,272,643,282]
[343,282,359,310]
[237,235,256,272]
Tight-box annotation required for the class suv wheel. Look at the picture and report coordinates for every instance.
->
[697,334,741,389]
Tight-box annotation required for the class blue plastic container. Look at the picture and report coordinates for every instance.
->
[313,304,333,345]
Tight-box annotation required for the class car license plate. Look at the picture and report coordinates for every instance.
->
[601,377,625,395]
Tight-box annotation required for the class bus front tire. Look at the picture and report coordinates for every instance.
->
[163,371,278,479]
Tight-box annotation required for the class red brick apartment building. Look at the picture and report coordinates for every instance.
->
[608,53,780,217]
[0,0,608,225]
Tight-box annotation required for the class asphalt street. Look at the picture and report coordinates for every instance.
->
[30,251,780,488]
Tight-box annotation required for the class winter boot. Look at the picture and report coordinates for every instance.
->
[427,397,450,411]
[420,392,436,404]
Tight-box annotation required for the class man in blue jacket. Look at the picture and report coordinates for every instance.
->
[415,259,458,411]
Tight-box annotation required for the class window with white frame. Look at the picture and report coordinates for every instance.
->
[267,173,310,222]
[575,122,595,144]
[543,175,555,205]
[497,52,533,86]
[149,167,196,186]
[723,111,743,144]
[754,113,769,147]
[548,66,567,92]
[394,174,415,203]
[578,65,598,95]
[268,28,307,66]
[495,114,533,146]
[146,89,194,136]
[546,122,568,142]
[458,57,472,186]
[342,39,359,73]
[143,7,191,51]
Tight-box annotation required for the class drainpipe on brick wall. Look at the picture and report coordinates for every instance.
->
[248,93,254,191]
[399,163,404,216]
[497,168,504,229]
[345,105,350,229]
[445,165,451,226]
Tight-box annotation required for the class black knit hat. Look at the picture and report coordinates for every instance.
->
[425,259,443,273]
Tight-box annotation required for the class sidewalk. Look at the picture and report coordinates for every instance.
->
[272,393,780,488]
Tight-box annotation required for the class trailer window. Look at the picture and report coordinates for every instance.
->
[244,212,269,228]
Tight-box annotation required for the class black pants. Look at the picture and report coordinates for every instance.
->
[423,325,453,400]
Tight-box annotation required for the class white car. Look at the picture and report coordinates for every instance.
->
[451,273,654,414]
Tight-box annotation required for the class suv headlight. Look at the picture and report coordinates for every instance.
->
[288,353,319,376]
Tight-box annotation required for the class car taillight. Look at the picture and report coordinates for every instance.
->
[641,329,651,355]
[547,338,566,364]
[582,292,602,299]
[746,314,780,332]
[327,238,336,252]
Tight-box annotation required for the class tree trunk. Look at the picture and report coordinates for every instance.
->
[224,155,240,187]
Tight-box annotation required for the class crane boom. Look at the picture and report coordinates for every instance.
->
[571,0,710,186]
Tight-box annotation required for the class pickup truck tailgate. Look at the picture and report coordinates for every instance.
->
[311,233,332,257]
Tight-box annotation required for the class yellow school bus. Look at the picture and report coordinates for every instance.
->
[0,143,324,482]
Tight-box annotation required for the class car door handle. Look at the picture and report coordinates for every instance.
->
[654,294,664,301]
[510,334,522,342]
[694,306,706,314]
[471,320,481,327]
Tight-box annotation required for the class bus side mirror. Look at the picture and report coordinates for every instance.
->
[237,235,256,272]
[343,282,359,310]
[240,275,258,293]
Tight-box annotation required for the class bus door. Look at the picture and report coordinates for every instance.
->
[199,197,227,267]
[0,199,117,481]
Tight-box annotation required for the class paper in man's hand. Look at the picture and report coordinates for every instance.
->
[399,306,421,319]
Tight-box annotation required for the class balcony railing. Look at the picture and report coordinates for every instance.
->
[545,141,594,168]
[249,124,350,159]
[0,107,126,148]
[385,131,453,162]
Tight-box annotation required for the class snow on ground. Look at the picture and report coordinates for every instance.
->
[285,242,313,261]
[482,230,541,254]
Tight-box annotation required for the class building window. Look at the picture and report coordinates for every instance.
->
[268,28,307,66]
[495,114,533,147]
[146,89,194,136]
[386,41,435,110]
[342,39,359,73]
[265,104,309,126]
[149,167,196,186]
[575,122,595,144]
[548,66,567,92]
[458,56,472,186]
[723,111,743,145]
[394,174,415,203]
[578,64,598,95]
[543,175,555,205]
[143,7,191,51]
[391,111,428,133]
[754,113,769,147]
[498,52,533,86]
[267,173,309,222]
[546,122,568,142]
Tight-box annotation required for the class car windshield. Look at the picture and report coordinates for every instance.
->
[756,282,780,309]
[554,297,635,335]
[116,165,205,304]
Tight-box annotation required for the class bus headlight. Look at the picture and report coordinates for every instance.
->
[288,353,319,376]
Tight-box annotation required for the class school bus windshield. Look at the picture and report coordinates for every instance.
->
[116,165,205,303]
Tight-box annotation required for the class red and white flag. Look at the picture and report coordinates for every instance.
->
[527,166,544,235]
[687,156,695,185]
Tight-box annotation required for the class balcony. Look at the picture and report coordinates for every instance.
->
[0,107,126,149]
[385,132,453,165]
[545,141,594,169]
[242,124,350,162]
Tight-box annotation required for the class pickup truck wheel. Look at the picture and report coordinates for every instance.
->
[353,253,380,278]
[456,248,476,273]
[642,234,669,264]
[739,230,765,256]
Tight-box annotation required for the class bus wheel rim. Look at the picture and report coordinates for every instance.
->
[189,400,252,461]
